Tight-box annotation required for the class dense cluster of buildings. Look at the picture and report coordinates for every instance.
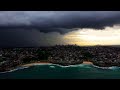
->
[48,45,120,66]
[48,45,84,65]
[85,46,120,67]
[1,45,120,72]
[0,48,49,72]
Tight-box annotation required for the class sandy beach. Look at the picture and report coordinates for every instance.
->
[82,61,93,64]
[22,61,93,67]
[21,61,93,67]
[22,62,51,67]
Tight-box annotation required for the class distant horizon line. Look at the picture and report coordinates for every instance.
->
[1,44,120,48]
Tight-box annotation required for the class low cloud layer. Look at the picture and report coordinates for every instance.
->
[0,25,120,47]
[0,29,68,47]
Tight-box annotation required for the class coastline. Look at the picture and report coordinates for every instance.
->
[0,61,93,73]
[0,62,51,74]
[20,61,120,70]
[82,61,93,65]
[21,62,51,67]
[0,61,119,73]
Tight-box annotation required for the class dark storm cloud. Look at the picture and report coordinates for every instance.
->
[0,11,120,33]
[0,29,40,47]
[0,11,120,47]
[0,29,67,47]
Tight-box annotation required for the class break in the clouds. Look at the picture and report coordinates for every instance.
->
[0,11,120,33]
[64,25,120,46]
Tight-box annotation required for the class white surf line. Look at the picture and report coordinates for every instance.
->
[92,64,120,70]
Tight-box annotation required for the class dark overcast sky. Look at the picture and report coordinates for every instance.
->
[0,11,120,47]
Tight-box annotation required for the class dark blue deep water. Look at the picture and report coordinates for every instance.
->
[0,64,120,79]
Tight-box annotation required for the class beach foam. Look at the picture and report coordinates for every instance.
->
[1,63,120,74]
[92,65,120,70]
[50,66,55,68]
[0,67,29,74]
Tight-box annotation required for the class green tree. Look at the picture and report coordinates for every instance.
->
[82,52,93,60]
[37,50,49,60]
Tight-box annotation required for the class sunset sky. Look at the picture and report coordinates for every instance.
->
[0,11,120,47]
[63,25,120,46]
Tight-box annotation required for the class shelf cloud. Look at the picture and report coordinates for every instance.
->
[0,11,120,33]
[0,11,120,47]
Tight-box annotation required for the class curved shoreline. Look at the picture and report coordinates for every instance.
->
[0,67,29,74]
[22,62,52,67]
[0,61,119,73]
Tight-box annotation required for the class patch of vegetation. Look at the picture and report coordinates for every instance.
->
[37,50,49,60]
[0,57,4,62]
[22,57,37,64]
[82,52,94,60]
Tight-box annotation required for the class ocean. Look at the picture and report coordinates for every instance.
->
[0,64,120,79]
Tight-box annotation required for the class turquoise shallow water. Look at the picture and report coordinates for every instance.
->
[0,64,120,79]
